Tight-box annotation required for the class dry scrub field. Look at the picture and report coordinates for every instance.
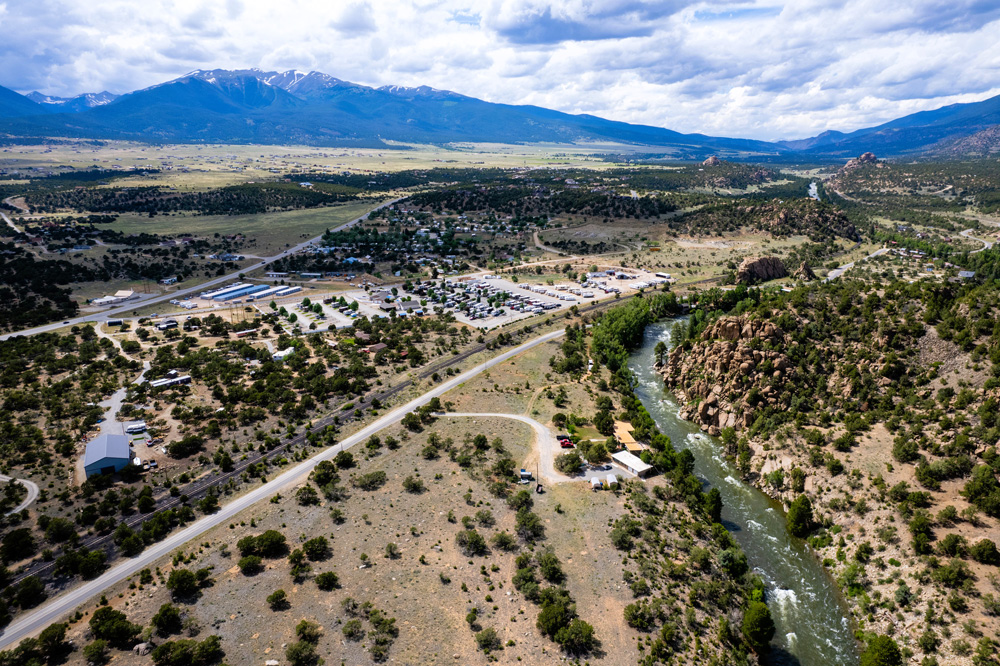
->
[53,415,640,666]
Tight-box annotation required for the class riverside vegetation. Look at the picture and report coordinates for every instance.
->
[661,278,1000,665]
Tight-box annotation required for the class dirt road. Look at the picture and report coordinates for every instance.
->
[0,326,565,649]
[0,475,40,516]
[438,412,575,484]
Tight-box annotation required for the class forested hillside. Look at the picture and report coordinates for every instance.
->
[661,279,1000,663]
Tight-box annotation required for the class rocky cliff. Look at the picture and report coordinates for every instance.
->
[661,315,794,436]
[735,256,787,284]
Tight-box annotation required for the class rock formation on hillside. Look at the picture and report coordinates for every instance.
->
[660,315,793,436]
[702,155,721,166]
[793,261,817,281]
[842,152,879,170]
[735,256,787,284]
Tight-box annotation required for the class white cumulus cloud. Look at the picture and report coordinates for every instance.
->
[0,0,998,140]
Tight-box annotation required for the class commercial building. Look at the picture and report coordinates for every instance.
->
[247,286,288,301]
[273,347,295,362]
[611,450,653,478]
[201,283,247,299]
[92,289,138,306]
[149,374,192,389]
[213,284,269,302]
[84,434,134,477]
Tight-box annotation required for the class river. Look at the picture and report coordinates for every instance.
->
[808,182,821,201]
[629,321,857,665]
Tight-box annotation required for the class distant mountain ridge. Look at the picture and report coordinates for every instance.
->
[0,68,781,156]
[779,94,1000,157]
[1,68,998,159]
[26,90,118,113]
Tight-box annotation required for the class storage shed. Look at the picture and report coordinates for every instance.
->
[84,434,134,477]
[590,477,602,490]
[611,450,653,478]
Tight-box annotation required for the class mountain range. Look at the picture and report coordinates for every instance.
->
[0,68,998,159]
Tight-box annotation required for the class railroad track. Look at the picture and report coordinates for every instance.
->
[10,296,624,589]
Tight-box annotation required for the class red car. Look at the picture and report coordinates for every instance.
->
[559,440,575,449]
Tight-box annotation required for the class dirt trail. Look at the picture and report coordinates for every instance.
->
[0,475,40,516]
[94,325,150,434]
[439,412,575,484]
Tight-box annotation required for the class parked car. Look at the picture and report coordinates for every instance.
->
[560,441,575,449]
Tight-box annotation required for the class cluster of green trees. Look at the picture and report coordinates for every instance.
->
[550,324,587,374]
[0,328,141,468]
[605,162,781,191]
[24,181,360,216]
[510,550,595,654]
[340,598,398,662]
[675,198,858,242]
[408,182,683,220]
[830,158,1000,214]
[0,243,88,330]
[590,291,681,372]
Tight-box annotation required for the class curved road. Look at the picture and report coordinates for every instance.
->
[0,197,402,342]
[0,475,40,516]
[532,231,566,256]
[439,412,574,484]
[824,247,890,282]
[0,327,566,649]
[1,196,28,234]
[960,227,994,253]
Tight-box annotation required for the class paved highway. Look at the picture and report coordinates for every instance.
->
[0,326,565,649]
[0,197,401,342]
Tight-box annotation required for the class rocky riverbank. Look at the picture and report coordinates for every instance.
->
[661,314,794,437]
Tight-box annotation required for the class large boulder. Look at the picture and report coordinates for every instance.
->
[736,256,787,284]
[702,156,721,166]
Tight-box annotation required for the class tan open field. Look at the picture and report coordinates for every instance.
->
[52,413,640,666]
[0,140,657,189]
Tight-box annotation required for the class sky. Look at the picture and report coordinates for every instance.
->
[1,0,999,141]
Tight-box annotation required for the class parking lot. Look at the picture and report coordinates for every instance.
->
[393,270,672,329]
